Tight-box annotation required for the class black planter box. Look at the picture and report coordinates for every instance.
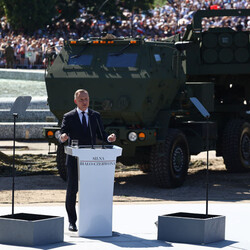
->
[0,213,64,246]
[158,212,225,244]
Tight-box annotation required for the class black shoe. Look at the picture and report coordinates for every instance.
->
[69,223,78,232]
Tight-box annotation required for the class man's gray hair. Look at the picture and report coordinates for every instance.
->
[74,89,88,99]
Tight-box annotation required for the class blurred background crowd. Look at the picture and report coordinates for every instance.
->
[0,0,250,69]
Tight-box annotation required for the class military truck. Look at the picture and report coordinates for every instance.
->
[44,9,250,188]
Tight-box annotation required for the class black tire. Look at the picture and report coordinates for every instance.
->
[222,119,250,172]
[150,129,190,188]
[56,144,67,181]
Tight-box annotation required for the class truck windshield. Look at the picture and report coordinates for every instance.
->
[68,54,93,65]
[106,53,137,67]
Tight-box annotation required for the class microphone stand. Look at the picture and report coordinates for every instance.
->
[9,96,31,217]
[205,116,209,216]
[87,113,94,149]
[12,112,18,216]
[95,115,105,149]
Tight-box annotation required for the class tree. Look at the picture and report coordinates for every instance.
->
[82,0,154,18]
[55,0,81,23]
[0,1,5,17]
[1,0,56,35]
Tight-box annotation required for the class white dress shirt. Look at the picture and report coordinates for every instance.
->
[76,107,89,126]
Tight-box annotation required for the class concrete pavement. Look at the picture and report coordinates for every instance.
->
[0,203,250,249]
[0,140,53,155]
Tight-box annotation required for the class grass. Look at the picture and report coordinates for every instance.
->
[0,152,57,177]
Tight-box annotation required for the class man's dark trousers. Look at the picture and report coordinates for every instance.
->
[66,156,78,224]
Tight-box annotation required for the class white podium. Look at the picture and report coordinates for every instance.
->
[65,145,122,237]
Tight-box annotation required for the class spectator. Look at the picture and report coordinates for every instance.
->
[17,43,27,67]
[27,40,38,67]
[5,40,14,68]
[55,37,64,55]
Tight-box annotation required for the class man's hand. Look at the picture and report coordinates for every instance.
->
[60,133,69,143]
[107,133,116,143]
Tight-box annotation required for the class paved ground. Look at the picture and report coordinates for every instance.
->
[0,140,54,155]
[0,203,250,250]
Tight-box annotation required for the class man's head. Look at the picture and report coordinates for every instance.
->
[74,89,89,111]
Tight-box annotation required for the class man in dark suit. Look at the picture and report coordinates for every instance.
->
[59,89,116,232]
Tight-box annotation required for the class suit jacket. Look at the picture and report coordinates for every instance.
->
[60,108,108,166]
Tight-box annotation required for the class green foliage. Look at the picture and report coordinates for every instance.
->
[0,1,5,17]
[83,0,154,18]
[1,0,56,34]
[55,0,81,23]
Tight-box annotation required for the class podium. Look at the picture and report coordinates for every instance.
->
[65,145,122,237]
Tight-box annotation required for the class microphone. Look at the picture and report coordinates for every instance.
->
[87,112,94,149]
[95,114,105,149]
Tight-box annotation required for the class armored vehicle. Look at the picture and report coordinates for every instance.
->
[44,9,250,187]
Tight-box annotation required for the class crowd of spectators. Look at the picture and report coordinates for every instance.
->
[0,0,250,69]
[0,29,64,69]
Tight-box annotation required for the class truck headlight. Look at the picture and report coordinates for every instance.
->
[128,132,137,142]
[55,130,61,139]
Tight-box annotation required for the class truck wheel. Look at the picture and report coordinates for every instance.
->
[222,119,250,172]
[150,129,190,188]
[56,144,67,181]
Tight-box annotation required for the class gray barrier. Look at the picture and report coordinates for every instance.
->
[0,122,58,139]
[0,68,44,81]
[0,110,57,122]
